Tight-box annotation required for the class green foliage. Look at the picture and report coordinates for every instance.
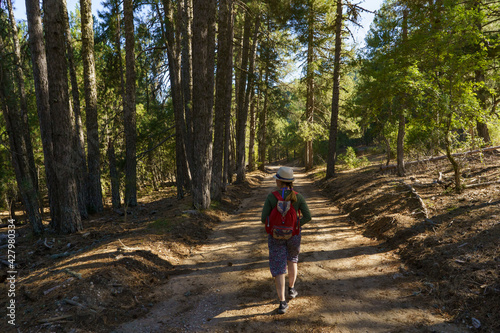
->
[3,0,500,213]
[337,146,369,169]
[349,0,499,166]
[489,117,500,145]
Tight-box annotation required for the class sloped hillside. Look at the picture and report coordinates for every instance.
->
[315,151,500,332]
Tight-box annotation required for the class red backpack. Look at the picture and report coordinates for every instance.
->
[265,190,300,240]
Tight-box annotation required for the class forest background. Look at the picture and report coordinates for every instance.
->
[0,0,499,236]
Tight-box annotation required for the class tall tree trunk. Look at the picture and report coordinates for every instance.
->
[161,0,191,199]
[476,121,491,145]
[44,0,82,233]
[396,113,406,176]
[0,31,43,234]
[470,1,491,145]
[223,70,233,189]
[245,16,260,173]
[113,0,125,206]
[248,90,257,171]
[383,134,391,166]
[258,67,269,171]
[105,104,121,208]
[212,0,234,201]
[182,0,194,182]
[25,0,57,223]
[191,0,216,209]
[326,0,343,179]
[123,0,137,206]
[305,7,315,170]
[81,0,104,213]
[445,118,462,193]
[235,12,253,183]
[6,0,38,192]
[163,1,185,198]
[229,26,241,183]
[108,138,121,208]
[396,10,408,177]
[113,0,126,109]
[63,0,89,219]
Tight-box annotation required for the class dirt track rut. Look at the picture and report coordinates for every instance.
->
[114,167,464,333]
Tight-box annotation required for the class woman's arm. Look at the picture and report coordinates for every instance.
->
[297,194,311,226]
[261,193,276,223]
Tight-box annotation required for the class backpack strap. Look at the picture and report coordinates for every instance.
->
[272,191,284,201]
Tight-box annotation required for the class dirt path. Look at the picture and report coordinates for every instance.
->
[114,168,463,333]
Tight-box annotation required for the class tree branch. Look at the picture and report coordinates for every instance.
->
[137,132,176,160]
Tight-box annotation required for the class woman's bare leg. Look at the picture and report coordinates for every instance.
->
[288,261,297,288]
[275,274,286,301]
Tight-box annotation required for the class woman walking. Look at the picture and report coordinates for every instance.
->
[261,166,311,314]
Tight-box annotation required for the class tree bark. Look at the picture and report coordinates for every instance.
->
[107,138,121,208]
[6,0,38,192]
[470,0,491,145]
[258,67,269,171]
[476,121,491,145]
[396,10,408,177]
[248,91,257,172]
[161,0,191,199]
[396,113,406,177]
[191,0,216,209]
[0,30,43,234]
[109,0,123,208]
[305,6,315,170]
[445,121,462,193]
[123,0,137,206]
[235,12,253,183]
[212,0,234,201]
[182,0,195,180]
[63,0,89,219]
[81,0,104,213]
[223,69,233,189]
[25,0,57,223]
[245,15,260,173]
[326,0,343,179]
[43,0,82,233]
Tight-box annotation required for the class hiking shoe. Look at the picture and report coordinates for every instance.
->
[277,301,288,314]
[288,287,298,299]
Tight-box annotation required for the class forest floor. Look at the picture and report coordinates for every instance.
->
[0,151,498,333]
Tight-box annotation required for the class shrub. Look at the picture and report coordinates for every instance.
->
[337,147,369,169]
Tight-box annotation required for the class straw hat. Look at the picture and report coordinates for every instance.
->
[273,167,294,183]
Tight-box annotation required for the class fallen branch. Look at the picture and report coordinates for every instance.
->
[44,238,53,249]
[380,145,500,171]
[118,238,140,251]
[62,268,82,279]
[38,315,73,323]
[50,251,77,259]
[465,179,500,188]
[400,181,429,218]
[43,285,61,295]
[63,298,97,313]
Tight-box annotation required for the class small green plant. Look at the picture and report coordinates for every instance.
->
[210,200,221,209]
[316,170,326,179]
[337,147,369,169]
